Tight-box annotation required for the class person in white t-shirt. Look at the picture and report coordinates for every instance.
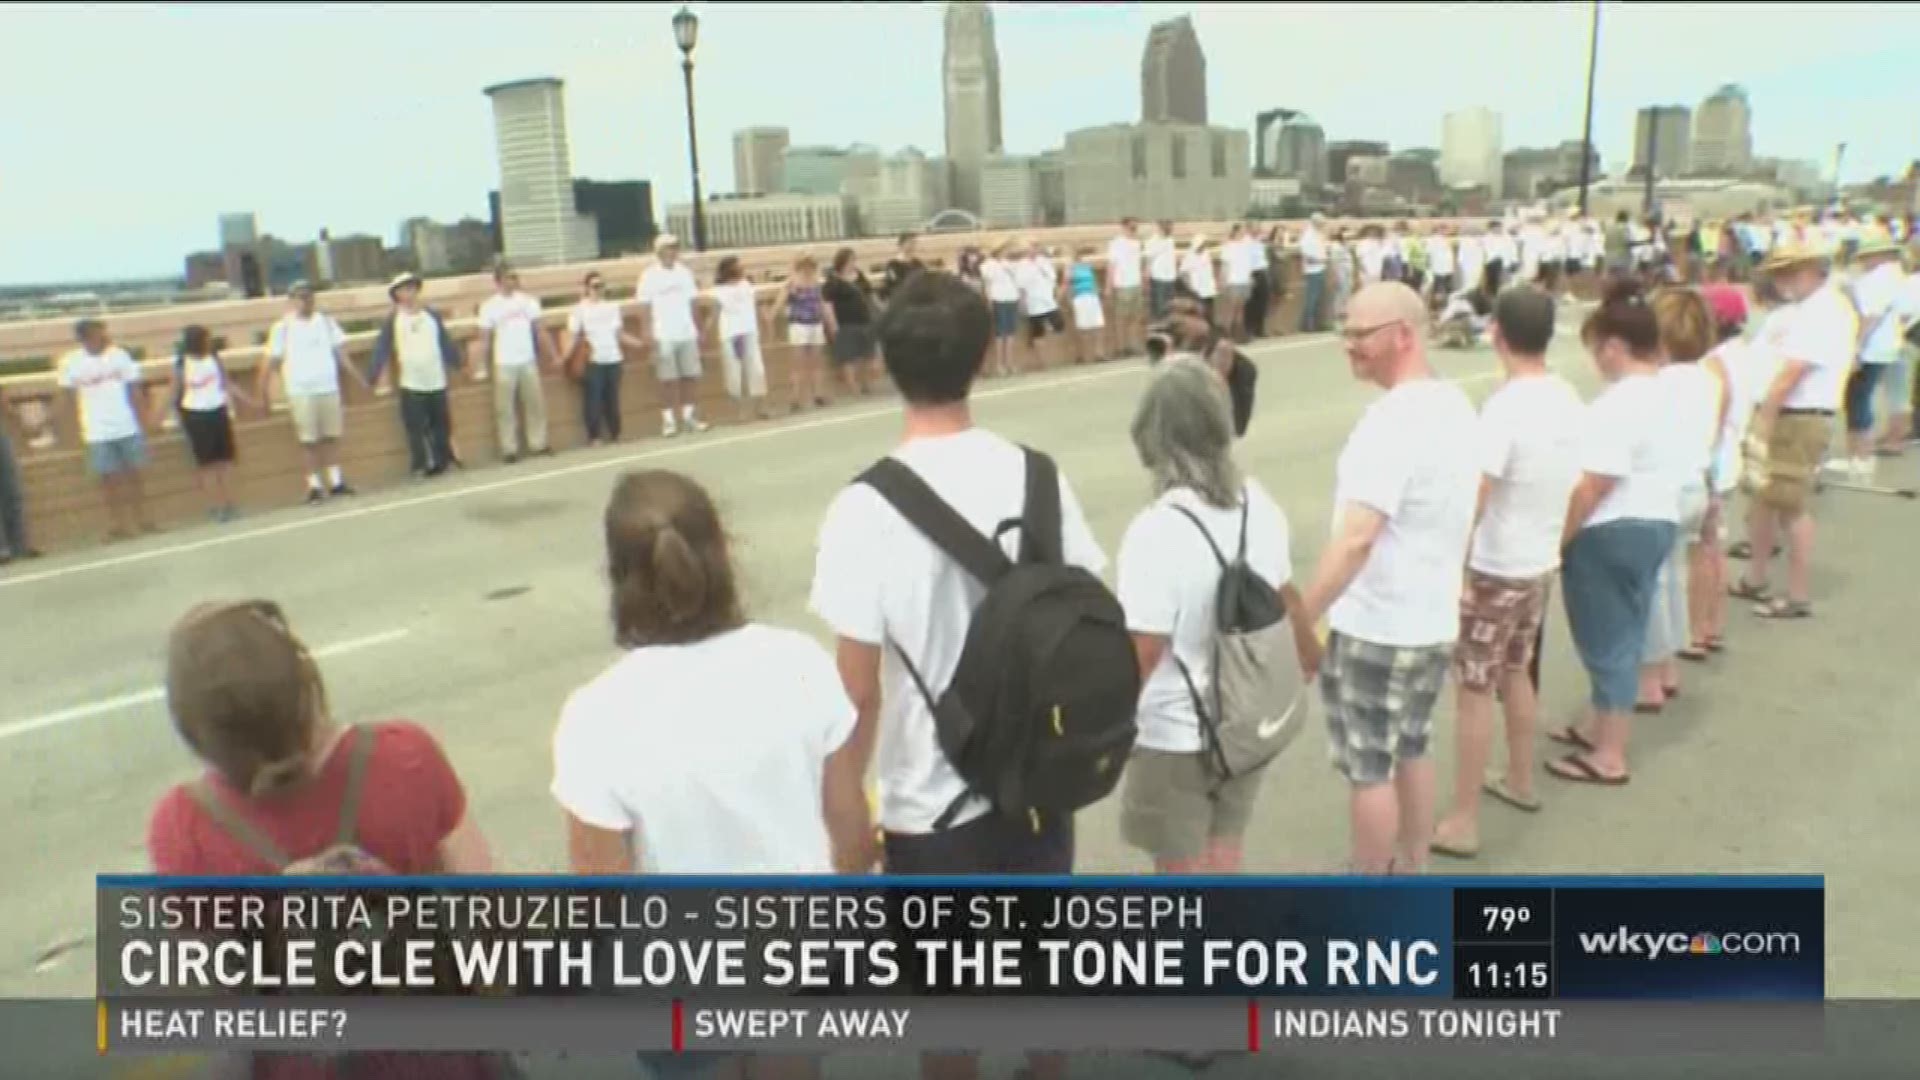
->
[263,281,366,502]
[1692,285,1755,654]
[1432,288,1583,860]
[704,256,770,423]
[1105,217,1147,356]
[1456,226,1487,298]
[556,468,868,881]
[565,270,646,447]
[371,272,464,478]
[1425,227,1457,311]
[1298,213,1330,333]
[1244,222,1276,339]
[634,234,709,437]
[1840,239,1908,475]
[1180,236,1220,323]
[1297,283,1479,874]
[1219,224,1256,340]
[1146,220,1180,320]
[1014,241,1064,371]
[476,264,556,462]
[1549,281,1681,788]
[1733,243,1854,620]
[1118,358,1316,872]
[1886,261,1920,451]
[158,323,253,522]
[58,318,154,539]
[981,240,1024,378]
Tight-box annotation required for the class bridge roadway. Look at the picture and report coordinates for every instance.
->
[2,328,1913,1076]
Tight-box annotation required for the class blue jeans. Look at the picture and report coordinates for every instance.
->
[1562,518,1677,711]
[1300,271,1326,332]
[1149,279,1174,320]
[583,362,624,442]
[0,432,26,556]
[399,389,452,474]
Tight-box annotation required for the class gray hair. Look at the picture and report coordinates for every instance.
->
[1130,355,1242,509]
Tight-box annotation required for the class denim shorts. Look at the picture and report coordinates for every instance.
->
[1562,518,1676,712]
[1845,364,1887,433]
[86,434,147,477]
[991,300,1021,339]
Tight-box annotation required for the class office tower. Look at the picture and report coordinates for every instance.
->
[1691,85,1752,176]
[1633,105,1693,178]
[483,77,597,266]
[943,2,1004,213]
[732,127,790,196]
[1141,16,1206,125]
[218,213,258,250]
[1062,122,1248,225]
[1441,107,1504,199]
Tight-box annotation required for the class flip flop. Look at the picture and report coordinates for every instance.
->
[1548,726,1595,751]
[1677,646,1711,662]
[1754,598,1813,620]
[1430,834,1480,859]
[1704,636,1726,653]
[1634,702,1664,715]
[1547,753,1630,786]
[1484,777,1542,813]
[1728,579,1771,603]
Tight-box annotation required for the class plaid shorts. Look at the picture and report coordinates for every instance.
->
[1453,570,1552,694]
[1320,631,1453,785]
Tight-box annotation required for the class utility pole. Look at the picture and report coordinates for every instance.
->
[1641,109,1659,217]
[1577,0,1601,217]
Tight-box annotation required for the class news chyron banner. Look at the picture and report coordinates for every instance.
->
[98,875,1824,1057]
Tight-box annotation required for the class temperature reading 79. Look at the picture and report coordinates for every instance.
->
[1483,906,1533,934]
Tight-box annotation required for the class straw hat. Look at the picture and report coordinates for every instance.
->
[1853,235,1902,261]
[1759,240,1828,273]
[386,271,422,298]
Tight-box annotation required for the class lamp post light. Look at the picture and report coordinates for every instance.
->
[673,5,707,252]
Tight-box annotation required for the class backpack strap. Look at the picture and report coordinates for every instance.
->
[335,725,376,848]
[859,458,1012,585]
[184,780,294,872]
[1167,502,1233,569]
[1018,447,1063,565]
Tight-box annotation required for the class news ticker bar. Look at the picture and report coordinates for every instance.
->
[97,876,1826,1001]
[101,997,1825,1055]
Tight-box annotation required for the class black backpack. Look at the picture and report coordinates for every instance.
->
[859,448,1140,834]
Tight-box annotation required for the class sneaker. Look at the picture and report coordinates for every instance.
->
[503,453,520,465]
[688,418,711,433]
[329,482,355,497]
[305,488,327,505]
[1852,457,1876,484]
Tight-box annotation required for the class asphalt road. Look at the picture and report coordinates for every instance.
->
[4,324,1913,1054]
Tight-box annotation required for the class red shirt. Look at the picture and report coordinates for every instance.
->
[147,721,466,875]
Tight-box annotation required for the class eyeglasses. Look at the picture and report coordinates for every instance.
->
[1341,320,1405,345]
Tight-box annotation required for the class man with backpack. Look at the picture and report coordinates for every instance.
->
[811,271,1127,1079]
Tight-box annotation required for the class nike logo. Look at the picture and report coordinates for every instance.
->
[1255,699,1300,740]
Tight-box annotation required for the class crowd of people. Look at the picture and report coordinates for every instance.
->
[130,208,1920,1073]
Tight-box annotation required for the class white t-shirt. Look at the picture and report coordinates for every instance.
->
[567,300,627,365]
[1778,284,1857,409]
[268,312,346,396]
[1107,235,1143,289]
[477,292,543,368]
[1182,251,1219,298]
[1147,236,1179,282]
[1222,240,1256,286]
[178,355,228,412]
[1298,227,1327,272]
[1016,258,1058,315]
[1456,236,1485,282]
[551,624,855,874]
[1426,236,1456,276]
[713,281,760,339]
[58,347,143,443]
[1328,378,1480,647]
[1579,373,1682,528]
[637,263,700,343]
[1710,339,1760,493]
[1469,373,1585,579]
[809,428,1106,834]
[1118,481,1291,753]
[1852,263,1906,364]
[392,309,449,392]
[982,258,1020,303]
[1658,362,1722,486]
[1355,237,1385,280]
[1249,237,1271,271]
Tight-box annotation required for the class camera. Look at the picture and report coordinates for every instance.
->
[1144,326,1174,363]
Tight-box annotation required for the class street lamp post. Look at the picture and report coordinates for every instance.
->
[673,6,707,252]
[1576,0,1601,217]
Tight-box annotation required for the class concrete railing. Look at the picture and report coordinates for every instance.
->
[0,215,1608,554]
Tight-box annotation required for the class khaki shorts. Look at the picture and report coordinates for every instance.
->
[288,392,343,444]
[1120,747,1266,863]
[1746,411,1833,515]
[1454,570,1552,694]
[1110,286,1145,322]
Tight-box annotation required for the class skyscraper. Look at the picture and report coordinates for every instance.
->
[1274,116,1328,189]
[1254,109,1300,176]
[1690,85,1752,176]
[1141,16,1206,125]
[484,77,597,266]
[1633,105,1692,178]
[217,213,258,250]
[943,2,1004,214]
[1440,107,1503,198]
[733,126,790,196]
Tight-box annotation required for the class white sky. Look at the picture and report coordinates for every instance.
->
[1,1,1913,285]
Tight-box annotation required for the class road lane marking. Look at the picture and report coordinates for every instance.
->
[0,627,411,743]
[0,338,1341,592]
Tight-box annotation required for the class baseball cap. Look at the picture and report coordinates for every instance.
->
[1701,284,1748,329]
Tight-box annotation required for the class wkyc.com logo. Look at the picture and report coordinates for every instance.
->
[1577,927,1803,961]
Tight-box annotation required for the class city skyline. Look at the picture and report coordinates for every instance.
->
[2,1,1916,284]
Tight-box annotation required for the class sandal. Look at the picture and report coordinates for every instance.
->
[1703,636,1726,653]
[1754,598,1813,620]
[1728,579,1771,603]
[1548,726,1595,751]
[1484,777,1542,813]
[1677,645,1711,662]
[1547,753,1630,786]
